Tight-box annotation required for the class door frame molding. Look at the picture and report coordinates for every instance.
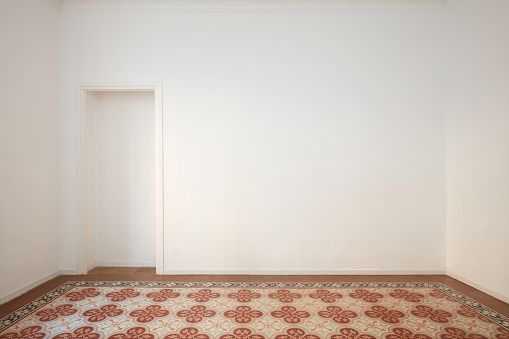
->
[76,81,164,275]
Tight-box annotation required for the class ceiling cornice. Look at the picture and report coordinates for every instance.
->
[59,0,463,13]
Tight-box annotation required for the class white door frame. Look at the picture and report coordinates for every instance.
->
[76,81,164,275]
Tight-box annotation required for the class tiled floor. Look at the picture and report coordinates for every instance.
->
[1,268,508,320]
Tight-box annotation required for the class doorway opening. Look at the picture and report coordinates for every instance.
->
[77,82,163,275]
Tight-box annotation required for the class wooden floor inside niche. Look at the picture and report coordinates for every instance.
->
[1,268,508,320]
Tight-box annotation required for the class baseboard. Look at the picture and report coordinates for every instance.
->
[446,269,509,304]
[163,268,446,275]
[60,268,78,275]
[95,262,156,268]
[0,270,61,305]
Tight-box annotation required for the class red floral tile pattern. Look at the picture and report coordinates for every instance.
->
[227,290,262,303]
[329,328,376,339]
[275,327,321,339]
[186,290,220,302]
[317,306,358,324]
[223,306,263,324]
[429,289,458,302]
[456,306,493,323]
[495,327,509,339]
[108,327,155,339]
[53,326,101,339]
[219,327,267,339]
[410,305,453,323]
[1,283,506,339]
[35,304,77,321]
[439,327,488,339]
[270,306,310,324]
[389,289,424,303]
[129,305,170,323]
[0,326,47,339]
[385,327,432,339]
[364,306,405,324]
[65,288,101,301]
[106,289,141,302]
[268,290,303,303]
[309,290,342,303]
[349,290,384,303]
[163,327,210,339]
[176,306,216,323]
[83,304,124,322]
[146,289,181,302]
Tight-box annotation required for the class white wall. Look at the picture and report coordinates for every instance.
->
[59,1,447,274]
[446,0,509,302]
[0,0,60,302]
[1,0,506,304]
[86,91,156,268]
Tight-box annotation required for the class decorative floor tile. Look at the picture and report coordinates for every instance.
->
[1,282,508,339]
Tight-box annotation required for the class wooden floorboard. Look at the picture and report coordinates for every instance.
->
[1,269,508,320]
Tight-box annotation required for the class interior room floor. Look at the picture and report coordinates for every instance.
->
[1,268,508,320]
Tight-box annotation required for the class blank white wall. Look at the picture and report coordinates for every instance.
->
[446,0,509,301]
[85,91,156,268]
[0,0,59,301]
[59,3,446,273]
